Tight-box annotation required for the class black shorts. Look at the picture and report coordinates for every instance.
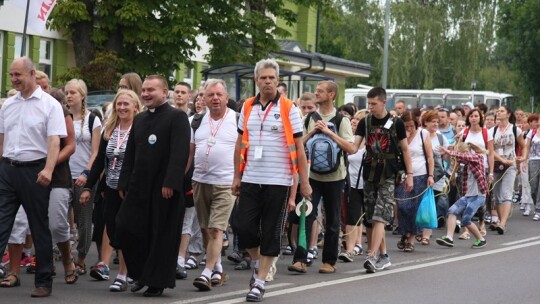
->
[236,182,289,257]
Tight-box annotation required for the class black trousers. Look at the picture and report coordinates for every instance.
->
[294,178,344,266]
[0,161,53,288]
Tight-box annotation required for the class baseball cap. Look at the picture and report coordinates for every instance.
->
[462,101,474,110]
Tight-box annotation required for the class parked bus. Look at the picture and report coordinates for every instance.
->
[344,87,514,111]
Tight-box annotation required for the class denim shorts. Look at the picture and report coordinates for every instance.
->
[448,195,486,226]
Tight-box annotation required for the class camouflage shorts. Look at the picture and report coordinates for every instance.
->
[363,177,395,226]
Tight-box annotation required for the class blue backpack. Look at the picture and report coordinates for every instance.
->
[305,112,344,174]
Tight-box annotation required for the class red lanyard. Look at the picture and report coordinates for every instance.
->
[257,102,275,131]
[206,109,228,155]
[116,125,131,151]
[257,102,275,144]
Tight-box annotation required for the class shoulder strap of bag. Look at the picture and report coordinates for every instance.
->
[462,127,470,142]
[420,130,428,174]
[88,112,96,140]
[355,152,366,189]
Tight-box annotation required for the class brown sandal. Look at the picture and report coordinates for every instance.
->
[63,258,78,284]
[75,263,87,275]
[211,271,229,287]
[421,237,430,245]
[0,272,20,288]
[403,243,415,252]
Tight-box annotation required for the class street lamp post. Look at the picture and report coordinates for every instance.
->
[471,80,477,104]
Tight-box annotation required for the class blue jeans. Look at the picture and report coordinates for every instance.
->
[448,195,486,226]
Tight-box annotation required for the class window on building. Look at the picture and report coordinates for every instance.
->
[39,39,53,79]
[183,66,193,87]
[14,34,30,58]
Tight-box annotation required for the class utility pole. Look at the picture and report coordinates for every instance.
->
[382,0,390,89]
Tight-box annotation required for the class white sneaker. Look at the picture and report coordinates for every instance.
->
[533,213,540,221]
[523,205,532,216]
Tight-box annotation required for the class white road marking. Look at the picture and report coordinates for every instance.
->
[210,240,540,304]
[501,236,540,246]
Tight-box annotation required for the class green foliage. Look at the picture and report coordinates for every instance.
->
[79,52,124,90]
[53,67,82,88]
[55,52,124,90]
[319,0,522,99]
[49,0,334,79]
[498,0,540,102]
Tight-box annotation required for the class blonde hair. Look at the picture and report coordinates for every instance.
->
[35,70,49,81]
[65,79,89,138]
[104,89,142,140]
[455,142,486,155]
[353,109,369,121]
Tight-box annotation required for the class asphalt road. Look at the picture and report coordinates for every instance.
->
[2,204,540,304]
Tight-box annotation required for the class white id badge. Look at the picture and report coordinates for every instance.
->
[254,146,263,159]
[384,119,393,129]
[497,148,503,156]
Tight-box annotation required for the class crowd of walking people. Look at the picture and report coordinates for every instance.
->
[0,57,538,302]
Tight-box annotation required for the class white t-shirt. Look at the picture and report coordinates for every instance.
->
[348,147,365,189]
[527,130,540,160]
[409,129,429,176]
[70,112,102,178]
[488,124,522,161]
[461,128,489,169]
[191,110,237,185]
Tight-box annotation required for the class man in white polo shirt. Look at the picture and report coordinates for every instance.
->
[0,57,66,297]
[191,79,237,291]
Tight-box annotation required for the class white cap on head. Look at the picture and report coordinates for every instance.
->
[462,101,474,110]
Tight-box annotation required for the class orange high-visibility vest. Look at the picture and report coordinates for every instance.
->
[239,96,298,174]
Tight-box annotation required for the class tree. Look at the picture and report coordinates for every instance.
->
[49,0,333,89]
[319,0,507,93]
[498,0,540,99]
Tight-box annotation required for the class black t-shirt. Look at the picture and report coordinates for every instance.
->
[356,113,406,182]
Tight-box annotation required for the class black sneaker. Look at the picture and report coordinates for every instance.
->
[437,217,445,229]
[436,236,454,248]
[454,222,461,234]
[471,239,487,249]
[176,264,187,279]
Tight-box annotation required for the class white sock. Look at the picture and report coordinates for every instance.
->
[214,262,223,273]
[251,279,265,293]
[116,274,127,281]
[251,259,259,270]
[178,256,185,267]
[201,268,212,278]
[492,216,499,222]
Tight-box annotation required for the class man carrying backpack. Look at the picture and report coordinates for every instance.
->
[354,87,413,273]
[288,81,355,274]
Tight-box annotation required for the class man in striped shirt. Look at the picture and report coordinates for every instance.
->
[232,59,311,302]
